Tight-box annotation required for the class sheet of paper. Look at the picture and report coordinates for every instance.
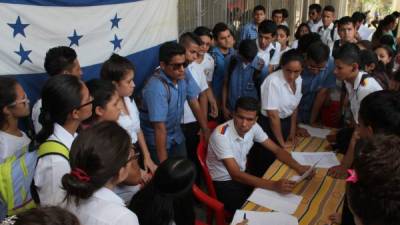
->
[291,152,340,168]
[231,211,298,225]
[247,188,303,214]
[298,124,331,139]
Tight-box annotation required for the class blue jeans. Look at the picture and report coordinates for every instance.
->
[148,141,187,164]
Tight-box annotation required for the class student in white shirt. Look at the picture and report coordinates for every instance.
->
[31,46,83,134]
[257,20,282,73]
[62,121,141,225]
[276,25,291,54]
[34,75,93,206]
[206,97,310,212]
[307,4,323,33]
[101,54,157,173]
[318,5,339,49]
[0,77,31,162]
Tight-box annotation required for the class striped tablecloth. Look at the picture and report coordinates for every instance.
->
[242,137,346,225]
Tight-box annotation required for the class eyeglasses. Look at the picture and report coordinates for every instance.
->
[126,147,141,164]
[76,96,94,109]
[167,62,188,71]
[7,96,30,107]
[307,64,327,72]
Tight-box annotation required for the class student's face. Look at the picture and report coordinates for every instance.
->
[276,29,288,47]
[375,47,392,65]
[65,59,83,79]
[96,91,122,122]
[334,59,357,81]
[309,9,320,21]
[299,26,310,37]
[338,23,356,42]
[253,10,266,24]
[76,83,93,121]
[258,33,274,50]
[273,13,283,25]
[115,70,135,97]
[216,30,233,50]
[198,35,212,55]
[233,108,257,136]
[306,58,327,75]
[7,84,30,118]
[282,61,303,83]
[322,11,335,27]
[161,54,186,81]
[357,118,373,139]
[185,42,199,63]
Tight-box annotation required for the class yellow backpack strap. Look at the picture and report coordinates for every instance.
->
[37,140,69,160]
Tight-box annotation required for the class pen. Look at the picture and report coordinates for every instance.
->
[243,213,247,220]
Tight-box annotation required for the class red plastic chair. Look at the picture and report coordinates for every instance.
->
[193,185,227,225]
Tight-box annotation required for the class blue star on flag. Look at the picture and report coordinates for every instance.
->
[8,16,30,38]
[14,43,32,65]
[68,29,83,47]
[110,34,123,51]
[110,13,122,29]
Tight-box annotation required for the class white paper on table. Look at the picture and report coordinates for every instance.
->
[231,211,298,225]
[290,158,320,183]
[247,188,303,214]
[291,152,340,168]
[298,124,331,139]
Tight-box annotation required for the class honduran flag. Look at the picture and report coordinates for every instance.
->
[0,0,178,102]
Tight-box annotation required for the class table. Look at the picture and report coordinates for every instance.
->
[242,137,346,225]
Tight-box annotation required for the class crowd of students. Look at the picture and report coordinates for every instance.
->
[1,3,400,225]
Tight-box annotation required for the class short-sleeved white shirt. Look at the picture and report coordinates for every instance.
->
[260,69,303,118]
[181,63,209,124]
[344,71,383,123]
[31,99,42,134]
[206,120,268,181]
[118,97,141,143]
[0,130,30,162]
[66,187,139,225]
[256,39,281,66]
[318,23,340,49]
[308,19,323,33]
[195,53,215,82]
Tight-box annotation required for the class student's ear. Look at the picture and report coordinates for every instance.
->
[160,61,167,70]
[95,106,104,117]
[2,106,11,117]
[71,108,81,120]
[111,80,118,87]
[352,63,359,72]
[116,165,129,184]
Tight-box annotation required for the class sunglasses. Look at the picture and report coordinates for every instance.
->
[167,62,188,70]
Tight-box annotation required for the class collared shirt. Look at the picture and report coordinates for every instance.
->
[206,120,268,181]
[210,47,235,100]
[0,130,30,162]
[140,69,200,149]
[196,53,215,82]
[118,97,141,143]
[240,22,258,41]
[34,123,77,206]
[318,23,339,49]
[308,19,323,33]
[66,187,139,225]
[31,99,42,134]
[226,54,268,111]
[182,63,209,124]
[344,71,382,123]
[256,39,281,67]
[261,69,303,118]
[298,58,336,123]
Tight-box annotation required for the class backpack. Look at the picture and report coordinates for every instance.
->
[0,140,69,220]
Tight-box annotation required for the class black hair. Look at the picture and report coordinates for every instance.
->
[347,134,400,225]
[337,16,355,28]
[294,23,311,40]
[238,39,258,62]
[62,121,132,205]
[372,15,396,48]
[212,22,230,40]
[272,9,282,17]
[100,53,135,82]
[357,40,373,50]
[309,4,322,13]
[44,46,77,76]
[359,90,400,135]
[392,11,400,18]
[158,41,186,64]
[306,41,330,64]
[0,77,18,129]
[193,26,213,39]
[179,32,202,47]
[297,33,321,54]
[333,42,361,66]
[129,158,196,225]
[360,49,379,69]
[253,5,266,14]
[379,35,395,49]
[352,11,365,23]
[84,79,117,124]
[234,96,259,113]
[280,8,289,19]
[36,75,83,143]
[280,49,305,68]
[323,5,335,13]
[258,20,277,36]
[14,206,80,225]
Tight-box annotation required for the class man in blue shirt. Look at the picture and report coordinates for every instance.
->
[240,5,266,41]
[140,41,210,163]
[298,41,336,125]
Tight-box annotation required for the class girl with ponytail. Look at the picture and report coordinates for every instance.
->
[34,74,92,206]
[62,121,141,225]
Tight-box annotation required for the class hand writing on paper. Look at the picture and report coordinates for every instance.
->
[296,165,315,179]
[272,179,296,194]
[236,219,248,225]
[327,164,348,179]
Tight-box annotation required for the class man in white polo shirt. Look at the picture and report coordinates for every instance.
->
[206,97,310,212]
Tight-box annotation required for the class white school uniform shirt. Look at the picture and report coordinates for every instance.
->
[206,120,268,181]
[318,23,340,49]
[308,19,323,33]
[118,97,141,144]
[181,63,209,124]
[197,53,215,82]
[0,130,30,162]
[31,99,42,134]
[34,123,77,206]
[260,69,303,118]
[256,39,281,66]
[66,187,139,225]
[291,39,299,49]
[344,71,382,124]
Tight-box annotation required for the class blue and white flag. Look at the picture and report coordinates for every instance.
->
[0,0,178,101]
